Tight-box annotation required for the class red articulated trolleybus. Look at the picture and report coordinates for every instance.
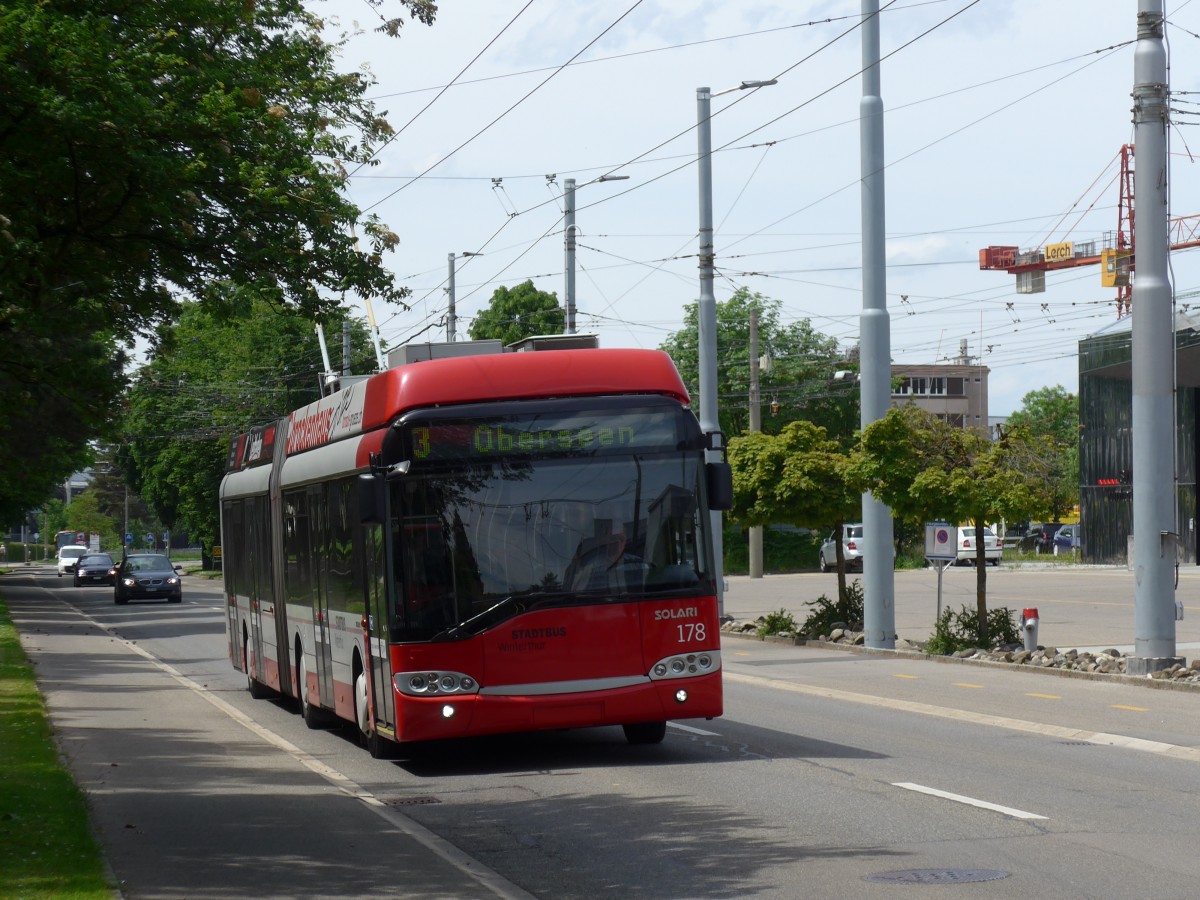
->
[219,343,732,756]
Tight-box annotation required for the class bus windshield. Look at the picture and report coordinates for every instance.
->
[388,402,712,642]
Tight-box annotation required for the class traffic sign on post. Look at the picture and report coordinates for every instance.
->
[125,533,133,545]
[925,522,956,621]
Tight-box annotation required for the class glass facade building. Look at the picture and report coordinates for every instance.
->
[1078,314,1200,565]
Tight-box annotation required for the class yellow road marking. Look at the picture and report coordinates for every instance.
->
[1110,704,1149,712]
[1025,692,1061,700]
[954,682,984,689]
[893,674,919,680]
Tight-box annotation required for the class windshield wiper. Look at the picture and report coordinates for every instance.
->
[429,589,567,642]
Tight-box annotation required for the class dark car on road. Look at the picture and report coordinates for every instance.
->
[73,553,116,587]
[114,553,182,605]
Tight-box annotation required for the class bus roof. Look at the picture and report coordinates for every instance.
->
[266,348,689,461]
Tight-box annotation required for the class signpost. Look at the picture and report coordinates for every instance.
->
[924,522,957,621]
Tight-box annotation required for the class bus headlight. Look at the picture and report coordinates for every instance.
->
[648,650,721,681]
[395,670,481,697]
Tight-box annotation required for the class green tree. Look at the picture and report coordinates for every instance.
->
[121,294,376,554]
[87,447,154,534]
[659,289,857,443]
[1006,385,1079,518]
[64,491,116,549]
[468,280,565,346]
[0,0,435,525]
[853,406,1058,644]
[728,421,860,601]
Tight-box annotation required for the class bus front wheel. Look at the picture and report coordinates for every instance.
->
[354,669,398,759]
[623,721,667,745]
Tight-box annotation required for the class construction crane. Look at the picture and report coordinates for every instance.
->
[979,144,1200,316]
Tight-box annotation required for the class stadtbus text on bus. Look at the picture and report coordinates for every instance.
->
[219,343,731,757]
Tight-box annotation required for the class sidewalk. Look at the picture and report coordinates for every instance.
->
[4,579,529,900]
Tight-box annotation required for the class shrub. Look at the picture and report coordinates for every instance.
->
[756,608,798,638]
[798,579,864,637]
[926,605,1020,655]
[723,525,819,575]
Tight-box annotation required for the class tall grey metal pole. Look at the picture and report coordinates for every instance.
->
[859,1,896,649]
[696,86,724,615]
[446,252,457,343]
[342,320,351,375]
[565,178,577,334]
[1129,0,1181,674]
[748,306,763,578]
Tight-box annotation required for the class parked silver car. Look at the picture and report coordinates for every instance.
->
[819,524,865,573]
[956,526,1002,566]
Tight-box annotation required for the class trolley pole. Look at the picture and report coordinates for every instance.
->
[1128,0,1182,674]
[859,0,896,649]
[564,178,577,334]
[446,252,457,343]
[696,86,725,615]
[748,306,763,578]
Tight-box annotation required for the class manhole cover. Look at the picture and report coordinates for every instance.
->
[864,868,1009,885]
[383,796,441,807]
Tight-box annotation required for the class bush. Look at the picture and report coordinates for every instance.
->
[798,579,864,637]
[723,525,819,574]
[926,605,1020,655]
[756,608,797,638]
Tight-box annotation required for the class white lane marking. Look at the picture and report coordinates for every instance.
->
[724,671,1200,764]
[668,722,721,736]
[51,599,536,900]
[892,782,1047,820]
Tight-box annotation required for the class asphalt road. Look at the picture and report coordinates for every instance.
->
[7,564,1200,898]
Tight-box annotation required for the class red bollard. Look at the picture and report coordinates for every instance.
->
[1020,607,1039,652]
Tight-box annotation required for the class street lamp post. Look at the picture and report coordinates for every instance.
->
[563,175,628,334]
[696,79,776,614]
[446,251,481,342]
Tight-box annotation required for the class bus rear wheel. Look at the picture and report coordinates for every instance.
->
[622,721,667,745]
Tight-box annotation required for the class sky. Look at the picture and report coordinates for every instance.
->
[311,0,1200,416]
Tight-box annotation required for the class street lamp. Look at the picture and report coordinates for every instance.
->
[563,174,629,334]
[696,79,776,612]
[446,251,481,342]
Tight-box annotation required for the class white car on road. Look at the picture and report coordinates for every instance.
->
[56,545,89,577]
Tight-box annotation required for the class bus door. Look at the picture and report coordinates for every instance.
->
[311,486,335,706]
[247,495,273,686]
[246,499,265,680]
[363,522,394,732]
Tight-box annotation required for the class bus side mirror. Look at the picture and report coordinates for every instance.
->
[357,473,384,524]
[706,461,733,511]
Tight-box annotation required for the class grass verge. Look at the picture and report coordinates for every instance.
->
[0,595,113,899]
